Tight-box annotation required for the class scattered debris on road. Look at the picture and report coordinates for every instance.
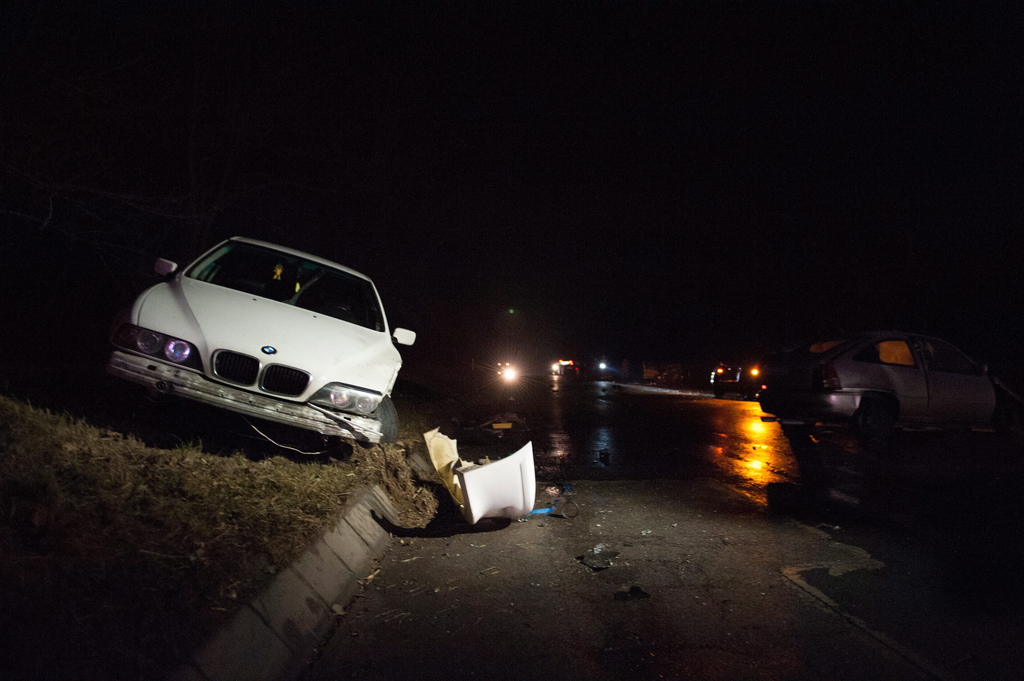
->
[578,543,619,570]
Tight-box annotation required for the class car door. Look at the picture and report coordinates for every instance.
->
[915,337,996,427]
[846,338,929,423]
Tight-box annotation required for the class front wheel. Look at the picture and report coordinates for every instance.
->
[375,395,399,444]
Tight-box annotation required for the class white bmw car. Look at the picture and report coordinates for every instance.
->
[107,237,416,445]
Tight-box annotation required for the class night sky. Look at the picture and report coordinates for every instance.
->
[2,1,1022,376]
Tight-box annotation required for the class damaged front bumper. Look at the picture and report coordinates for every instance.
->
[107,350,385,443]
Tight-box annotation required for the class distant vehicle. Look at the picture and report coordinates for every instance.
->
[107,237,416,445]
[710,362,760,399]
[496,362,519,382]
[551,359,578,376]
[758,330,1022,447]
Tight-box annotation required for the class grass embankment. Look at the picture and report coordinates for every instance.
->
[0,392,440,680]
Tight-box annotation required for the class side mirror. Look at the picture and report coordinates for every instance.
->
[154,258,178,277]
[392,328,416,346]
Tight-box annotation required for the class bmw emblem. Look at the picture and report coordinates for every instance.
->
[261,346,277,355]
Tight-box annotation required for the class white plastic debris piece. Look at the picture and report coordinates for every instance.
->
[424,427,466,506]
[423,428,537,525]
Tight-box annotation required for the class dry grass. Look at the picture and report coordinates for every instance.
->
[0,392,439,680]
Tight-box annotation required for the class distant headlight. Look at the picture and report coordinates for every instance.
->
[310,383,383,416]
[111,323,203,370]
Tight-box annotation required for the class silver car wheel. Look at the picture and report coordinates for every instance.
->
[853,395,897,451]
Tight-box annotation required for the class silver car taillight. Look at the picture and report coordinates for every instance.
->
[818,362,842,391]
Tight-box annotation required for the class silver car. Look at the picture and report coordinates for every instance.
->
[758,331,1017,445]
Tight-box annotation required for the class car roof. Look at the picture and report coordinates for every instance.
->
[775,331,904,354]
[800,330,973,354]
[227,236,372,282]
[847,330,946,343]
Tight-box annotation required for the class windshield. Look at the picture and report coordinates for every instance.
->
[185,242,385,331]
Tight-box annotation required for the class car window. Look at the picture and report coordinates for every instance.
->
[185,242,385,331]
[294,271,384,330]
[189,243,283,295]
[919,339,982,375]
[853,340,916,366]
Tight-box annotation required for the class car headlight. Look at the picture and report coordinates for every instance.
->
[136,329,164,354]
[309,383,383,416]
[164,339,193,363]
[112,323,203,370]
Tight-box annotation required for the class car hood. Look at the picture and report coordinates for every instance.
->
[132,278,402,397]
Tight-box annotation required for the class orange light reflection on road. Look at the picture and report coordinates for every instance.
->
[741,415,769,440]
[711,402,798,505]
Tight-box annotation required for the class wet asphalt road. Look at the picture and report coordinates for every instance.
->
[302,376,1024,681]
[446,376,800,500]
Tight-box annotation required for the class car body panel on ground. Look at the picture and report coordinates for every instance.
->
[107,237,415,444]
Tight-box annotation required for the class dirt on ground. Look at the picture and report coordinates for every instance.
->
[352,438,441,529]
[0,364,448,681]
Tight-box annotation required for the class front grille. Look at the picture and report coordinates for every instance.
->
[261,365,310,396]
[214,351,260,385]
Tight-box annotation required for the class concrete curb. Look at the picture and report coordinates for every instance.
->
[171,485,399,681]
